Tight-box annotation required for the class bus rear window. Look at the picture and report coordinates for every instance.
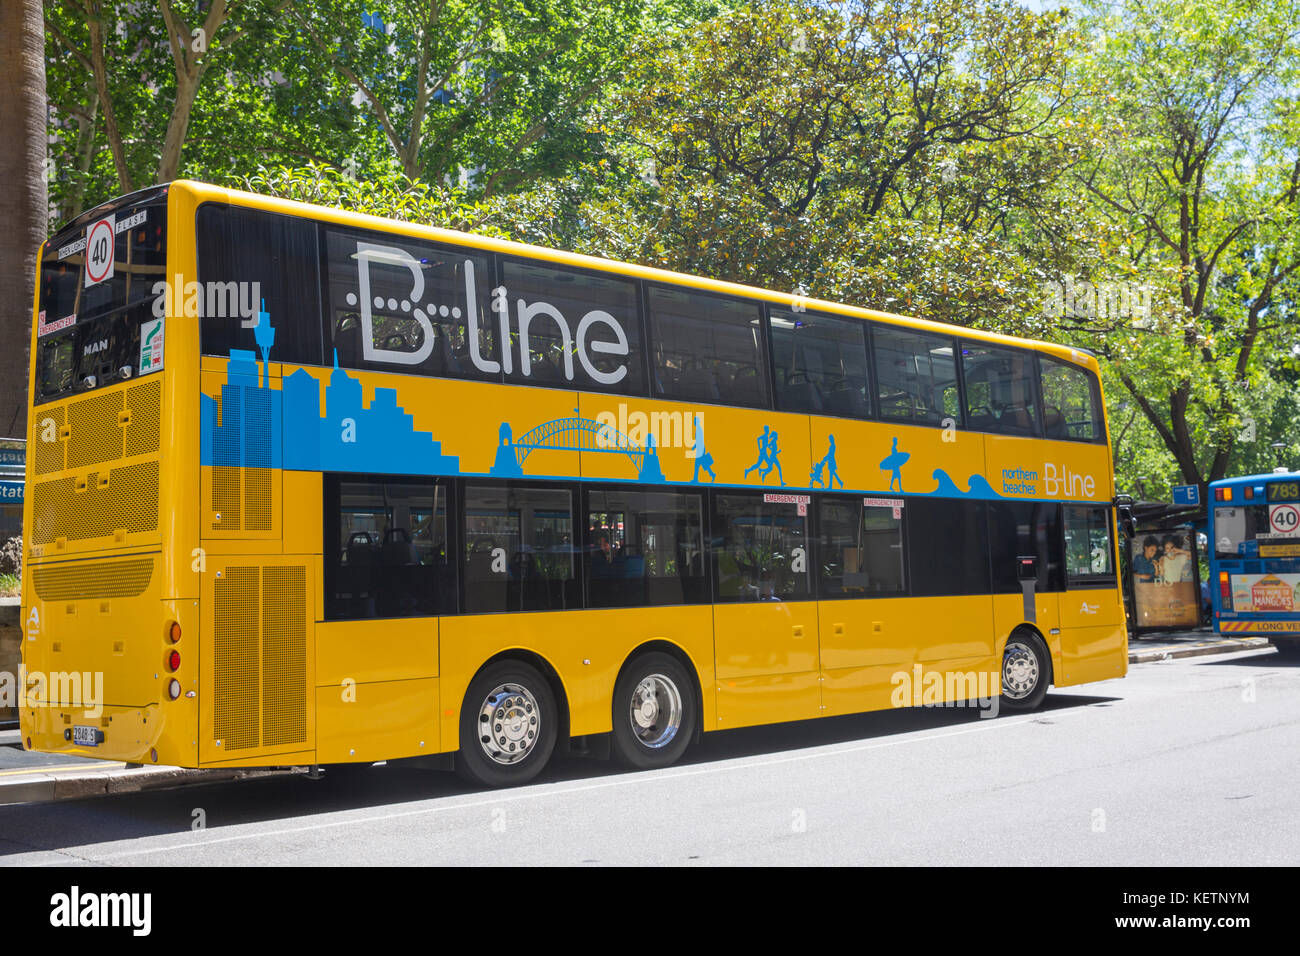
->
[1214,505,1272,558]
[36,197,167,403]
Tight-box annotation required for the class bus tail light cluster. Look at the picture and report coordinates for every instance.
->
[1219,572,1232,610]
[166,620,182,700]
[1215,487,1233,501]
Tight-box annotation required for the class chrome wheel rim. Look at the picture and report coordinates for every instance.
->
[477,683,541,765]
[628,674,683,749]
[1002,640,1039,699]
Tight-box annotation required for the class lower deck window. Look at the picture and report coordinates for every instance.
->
[325,476,453,619]
[463,484,579,612]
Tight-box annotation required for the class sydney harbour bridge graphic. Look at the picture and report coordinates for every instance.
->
[490,415,666,483]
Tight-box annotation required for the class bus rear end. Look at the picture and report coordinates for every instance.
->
[1210,473,1300,652]
[19,185,200,766]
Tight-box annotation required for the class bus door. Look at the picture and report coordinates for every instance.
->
[1056,504,1126,686]
[710,493,822,728]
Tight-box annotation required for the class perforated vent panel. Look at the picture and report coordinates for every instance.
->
[28,379,163,550]
[32,406,64,475]
[32,557,154,601]
[66,390,124,468]
[214,566,260,751]
[212,564,308,752]
[261,567,307,747]
[30,461,159,544]
[124,379,162,458]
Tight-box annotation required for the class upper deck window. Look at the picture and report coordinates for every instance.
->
[961,344,1041,437]
[1040,357,1104,442]
[648,286,769,409]
[873,326,959,427]
[770,308,871,418]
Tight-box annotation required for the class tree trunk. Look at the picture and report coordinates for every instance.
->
[0,0,48,438]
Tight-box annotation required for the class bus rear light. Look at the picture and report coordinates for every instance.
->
[1214,488,1225,501]
[1244,487,1253,499]
[167,650,180,672]
[167,680,181,701]
[168,621,182,643]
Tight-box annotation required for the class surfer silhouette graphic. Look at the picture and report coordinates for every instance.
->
[880,437,909,492]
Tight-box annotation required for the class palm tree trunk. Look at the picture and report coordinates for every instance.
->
[0,0,47,438]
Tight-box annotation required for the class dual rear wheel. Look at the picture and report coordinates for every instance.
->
[455,652,697,788]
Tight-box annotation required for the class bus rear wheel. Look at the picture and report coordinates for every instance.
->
[1000,630,1050,711]
[610,652,696,770]
[456,661,557,788]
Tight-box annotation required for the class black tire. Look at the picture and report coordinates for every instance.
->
[456,661,557,788]
[610,652,697,769]
[999,629,1051,711]
[1272,640,1300,658]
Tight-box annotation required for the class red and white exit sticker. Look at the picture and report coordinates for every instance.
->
[84,215,115,288]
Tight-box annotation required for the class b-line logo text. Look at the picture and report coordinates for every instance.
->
[50,887,151,936]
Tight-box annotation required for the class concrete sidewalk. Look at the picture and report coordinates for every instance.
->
[0,729,293,805]
[1128,628,1273,663]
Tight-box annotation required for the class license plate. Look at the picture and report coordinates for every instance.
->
[72,725,100,747]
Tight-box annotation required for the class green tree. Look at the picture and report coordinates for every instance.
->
[1061,0,1300,491]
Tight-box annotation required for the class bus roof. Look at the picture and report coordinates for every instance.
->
[1210,472,1298,488]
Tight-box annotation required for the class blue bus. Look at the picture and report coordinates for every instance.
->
[1209,471,1300,652]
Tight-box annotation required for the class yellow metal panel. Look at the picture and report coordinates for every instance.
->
[910,594,995,661]
[1056,624,1127,686]
[316,617,438,686]
[714,672,822,728]
[820,663,906,718]
[438,605,715,751]
[1060,586,1124,627]
[315,678,440,763]
[818,597,917,670]
[983,434,1113,502]
[713,601,820,679]
[282,471,323,556]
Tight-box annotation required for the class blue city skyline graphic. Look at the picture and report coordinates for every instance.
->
[201,313,1006,501]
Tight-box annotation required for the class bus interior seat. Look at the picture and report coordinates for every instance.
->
[827,382,868,417]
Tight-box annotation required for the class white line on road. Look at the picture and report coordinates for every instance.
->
[75,708,1083,863]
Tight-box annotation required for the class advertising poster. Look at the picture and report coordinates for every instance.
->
[1228,572,1300,613]
[1131,531,1200,628]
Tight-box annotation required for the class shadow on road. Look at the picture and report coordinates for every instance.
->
[0,691,1119,859]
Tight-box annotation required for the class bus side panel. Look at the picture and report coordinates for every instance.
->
[438,605,715,753]
[316,677,440,764]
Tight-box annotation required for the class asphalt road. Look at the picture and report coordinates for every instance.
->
[1,647,1296,866]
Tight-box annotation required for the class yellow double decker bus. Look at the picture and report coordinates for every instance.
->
[20,181,1126,787]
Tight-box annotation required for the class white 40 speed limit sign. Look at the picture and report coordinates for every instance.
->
[84,214,115,288]
[1269,502,1300,535]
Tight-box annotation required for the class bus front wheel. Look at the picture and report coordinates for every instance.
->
[999,630,1050,711]
[610,652,696,770]
[456,661,557,788]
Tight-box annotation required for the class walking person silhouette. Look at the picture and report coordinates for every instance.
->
[760,429,785,485]
[744,426,771,479]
